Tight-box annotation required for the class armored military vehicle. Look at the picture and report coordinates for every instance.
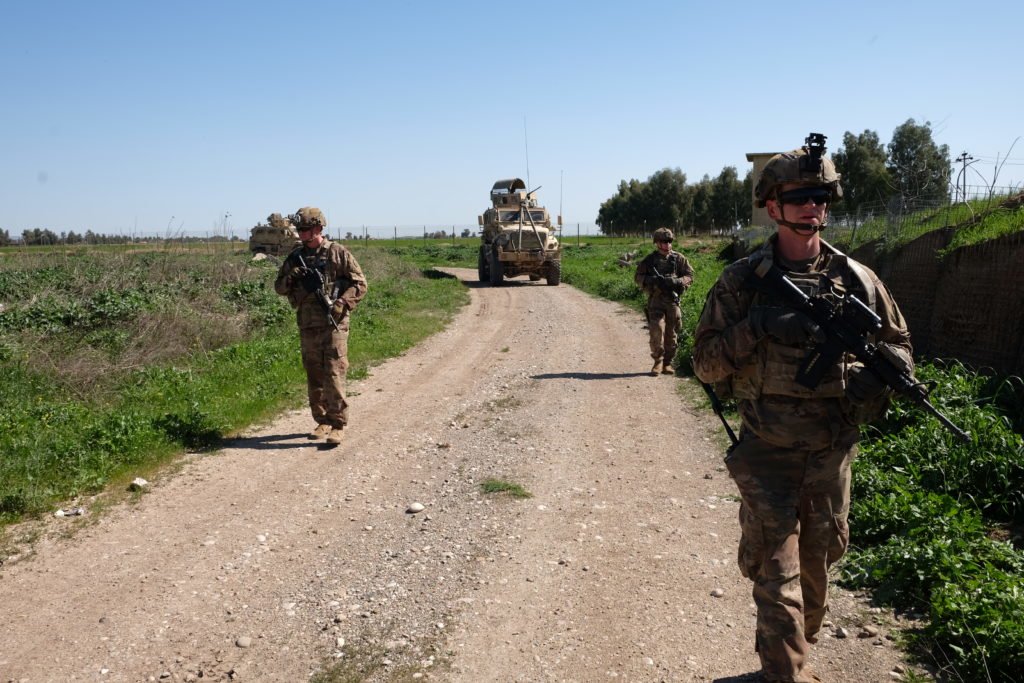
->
[248,213,300,255]
[478,178,561,286]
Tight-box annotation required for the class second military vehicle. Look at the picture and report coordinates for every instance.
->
[478,178,561,286]
[248,213,301,256]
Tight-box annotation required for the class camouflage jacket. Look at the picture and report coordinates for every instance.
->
[274,239,368,330]
[634,249,695,303]
[692,235,912,449]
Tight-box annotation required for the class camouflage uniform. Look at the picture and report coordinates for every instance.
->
[693,234,912,682]
[275,238,367,430]
[634,248,695,368]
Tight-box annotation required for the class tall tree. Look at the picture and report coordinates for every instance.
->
[597,170,690,235]
[710,166,746,231]
[689,176,714,234]
[886,119,951,203]
[832,130,891,212]
[644,168,690,231]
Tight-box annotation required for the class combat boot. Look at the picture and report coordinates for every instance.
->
[662,363,675,375]
[326,427,344,445]
[650,360,663,376]
[309,423,331,440]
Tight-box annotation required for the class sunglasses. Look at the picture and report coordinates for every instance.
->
[777,188,831,206]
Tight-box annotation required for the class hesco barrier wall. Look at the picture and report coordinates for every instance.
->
[852,230,1024,376]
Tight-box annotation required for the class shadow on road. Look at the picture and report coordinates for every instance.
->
[461,280,547,289]
[221,433,314,451]
[712,672,763,683]
[531,372,656,380]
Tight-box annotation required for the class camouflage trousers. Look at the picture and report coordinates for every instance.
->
[299,325,351,429]
[724,433,855,682]
[646,298,682,364]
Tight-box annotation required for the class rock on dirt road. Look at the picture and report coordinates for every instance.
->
[0,268,915,682]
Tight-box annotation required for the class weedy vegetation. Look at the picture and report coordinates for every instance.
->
[0,241,467,524]
[480,478,532,499]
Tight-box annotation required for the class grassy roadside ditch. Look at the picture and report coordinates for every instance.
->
[0,243,468,526]
[560,237,1024,682]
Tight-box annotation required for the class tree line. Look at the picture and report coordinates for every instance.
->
[596,118,953,234]
[0,229,250,246]
[597,166,753,236]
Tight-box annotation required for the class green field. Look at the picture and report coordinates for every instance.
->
[0,242,468,522]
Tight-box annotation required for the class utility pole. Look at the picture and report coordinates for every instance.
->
[955,151,974,202]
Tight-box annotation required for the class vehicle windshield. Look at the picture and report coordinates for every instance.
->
[498,210,548,223]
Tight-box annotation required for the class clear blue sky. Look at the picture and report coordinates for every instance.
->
[2,0,1021,237]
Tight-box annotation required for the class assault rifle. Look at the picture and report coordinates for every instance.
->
[296,254,340,332]
[700,381,738,450]
[750,262,970,444]
[650,267,680,304]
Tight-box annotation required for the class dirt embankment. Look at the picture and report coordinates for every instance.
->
[0,268,917,682]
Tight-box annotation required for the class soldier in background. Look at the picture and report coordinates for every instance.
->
[634,227,694,375]
[274,207,367,445]
[692,136,913,682]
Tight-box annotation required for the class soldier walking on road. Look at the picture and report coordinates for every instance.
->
[634,227,695,375]
[692,135,914,682]
[275,207,367,445]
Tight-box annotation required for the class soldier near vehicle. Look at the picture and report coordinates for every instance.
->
[692,134,915,682]
[274,207,367,445]
[477,178,562,286]
[634,227,694,376]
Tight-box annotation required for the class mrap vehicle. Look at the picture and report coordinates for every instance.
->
[478,178,561,286]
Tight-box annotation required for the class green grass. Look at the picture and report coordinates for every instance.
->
[0,244,468,523]
[837,361,1024,682]
[825,192,1024,255]
[480,478,532,499]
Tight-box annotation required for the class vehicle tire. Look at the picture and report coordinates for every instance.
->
[488,249,503,286]
[545,260,561,286]
[478,247,488,282]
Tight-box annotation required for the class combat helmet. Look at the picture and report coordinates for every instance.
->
[652,227,674,243]
[292,206,328,229]
[754,133,843,208]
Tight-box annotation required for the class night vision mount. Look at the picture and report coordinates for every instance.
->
[802,132,828,174]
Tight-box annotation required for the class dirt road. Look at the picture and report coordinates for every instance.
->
[0,269,913,682]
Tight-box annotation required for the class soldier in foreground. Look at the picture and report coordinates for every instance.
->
[274,207,367,445]
[634,227,695,375]
[692,135,913,682]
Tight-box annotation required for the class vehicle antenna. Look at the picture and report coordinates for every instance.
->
[523,116,531,190]
[559,170,564,232]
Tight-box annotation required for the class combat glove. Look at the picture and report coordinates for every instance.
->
[299,268,324,293]
[846,364,889,404]
[330,298,348,320]
[748,306,826,346]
